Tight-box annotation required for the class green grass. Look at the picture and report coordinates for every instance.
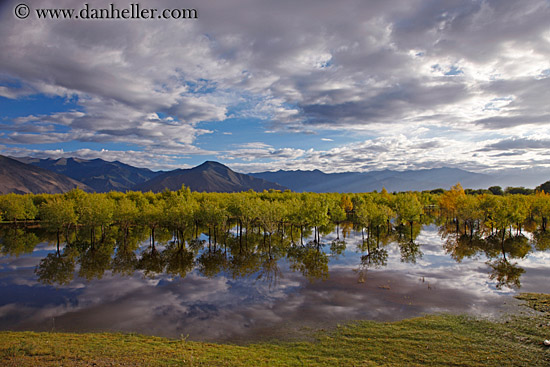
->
[2,294,550,366]
[516,293,550,314]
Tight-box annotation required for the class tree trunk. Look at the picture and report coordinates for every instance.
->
[56,229,60,254]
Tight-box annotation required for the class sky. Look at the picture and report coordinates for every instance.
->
[0,0,549,174]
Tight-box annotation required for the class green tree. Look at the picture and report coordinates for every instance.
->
[394,192,423,239]
[164,193,197,248]
[0,193,38,223]
[488,186,504,196]
[328,196,347,239]
[77,193,115,245]
[39,196,77,248]
[256,198,286,255]
[505,186,534,195]
[138,194,165,247]
[531,191,550,231]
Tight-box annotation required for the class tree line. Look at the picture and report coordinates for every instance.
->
[2,183,549,288]
[1,183,550,243]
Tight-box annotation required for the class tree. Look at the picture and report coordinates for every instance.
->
[39,196,77,248]
[0,194,38,223]
[75,193,115,245]
[137,194,165,247]
[532,191,550,231]
[163,193,197,248]
[455,194,483,237]
[535,181,550,194]
[438,183,465,221]
[256,198,286,255]
[488,186,504,196]
[328,195,347,239]
[114,196,138,228]
[394,192,423,239]
[506,195,529,235]
[505,186,534,195]
[300,193,329,244]
[339,194,353,214]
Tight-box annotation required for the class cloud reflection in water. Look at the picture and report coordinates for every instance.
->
[0,225,548,342]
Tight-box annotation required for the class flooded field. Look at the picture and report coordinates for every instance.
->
[1,223,548,342]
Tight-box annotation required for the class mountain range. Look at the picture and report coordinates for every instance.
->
[3,156,285,194]
[15,157,161,192]
[134,161,287,193]
[0,154,544,194]
[250,167,490,193]
[0,155,93,194]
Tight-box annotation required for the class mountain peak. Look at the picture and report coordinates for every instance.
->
[196,161,227,168]
[0,155,93,194]
[25,156,161,192]
[194,161,232,173]
[135,161,285,193]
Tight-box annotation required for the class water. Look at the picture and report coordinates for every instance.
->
[0,224,548,342]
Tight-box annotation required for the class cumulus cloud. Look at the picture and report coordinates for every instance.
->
[0,0,549,171]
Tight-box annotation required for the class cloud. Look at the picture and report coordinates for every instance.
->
[479,138,550,151]
[220,144,305,162]
[0,0,549,171]
[4,146,205,170]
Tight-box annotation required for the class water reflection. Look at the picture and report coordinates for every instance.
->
[439,221,534,289]
[0,221,549,342]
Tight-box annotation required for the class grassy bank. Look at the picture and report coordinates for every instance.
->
[1,295,550,366]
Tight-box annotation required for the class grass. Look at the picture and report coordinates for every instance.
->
[1,294,550,366]
[515,293,550,314]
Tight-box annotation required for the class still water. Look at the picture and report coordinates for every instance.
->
[0,224,548,342]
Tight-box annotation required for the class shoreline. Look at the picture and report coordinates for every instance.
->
[1,293,549,366]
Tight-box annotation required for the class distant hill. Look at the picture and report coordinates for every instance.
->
[16,157,161,193]
[251,167,492,193]
[0,155,92,194]
[6,154,529,194]
[134,161,287,193]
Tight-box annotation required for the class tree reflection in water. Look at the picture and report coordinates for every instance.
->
[355,237,389,283]
[0,216,546,290]
[440,221,532,289]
